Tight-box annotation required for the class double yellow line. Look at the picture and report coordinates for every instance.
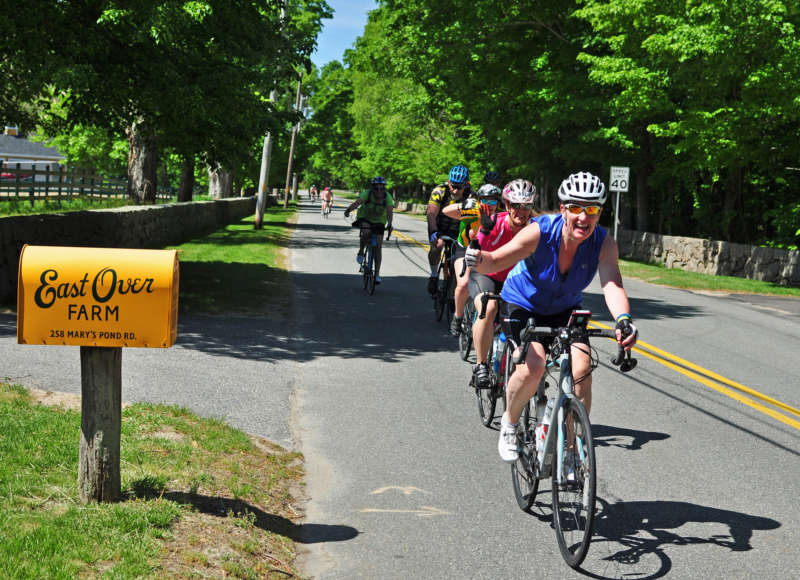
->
[590,321,800,431]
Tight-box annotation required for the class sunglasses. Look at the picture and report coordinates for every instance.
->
[373,186,386,191]
[564,204,602,216]
[481,199,499,206]
[509,202,534,210]
[451,183,466,190]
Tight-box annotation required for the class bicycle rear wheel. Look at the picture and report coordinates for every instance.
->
[552,398,596,569]
[458,300,475,361]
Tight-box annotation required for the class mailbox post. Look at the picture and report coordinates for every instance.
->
[17,245,179,503]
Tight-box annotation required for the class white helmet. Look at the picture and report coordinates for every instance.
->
[502,179,536,205]
[558,172,607,204]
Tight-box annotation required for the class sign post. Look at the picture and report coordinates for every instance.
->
[609,166,630,239]
[17,246,179,503]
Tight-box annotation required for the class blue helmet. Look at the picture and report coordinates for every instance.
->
[448,165,469,184]
[371,176,386,185]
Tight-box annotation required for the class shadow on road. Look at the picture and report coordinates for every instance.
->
[579,498,781,579]
[592,424,671,451]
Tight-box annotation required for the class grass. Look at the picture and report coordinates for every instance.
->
[169,205,297,315]
[0,383,305,579]
[619,259,800,296]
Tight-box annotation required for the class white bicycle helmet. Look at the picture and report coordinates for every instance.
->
[502,179,537,205]
[557,172,607,204]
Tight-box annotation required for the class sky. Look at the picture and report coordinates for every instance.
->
[310,0,377,70]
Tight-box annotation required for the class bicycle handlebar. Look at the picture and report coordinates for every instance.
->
[478,292,502,319]
[518,322,638,373]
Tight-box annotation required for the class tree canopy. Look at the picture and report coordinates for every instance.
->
[300,0,800,247]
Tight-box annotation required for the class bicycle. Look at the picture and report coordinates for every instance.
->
[473,292,505,427]
[504,310,637,568]
[360,224,391,295]
[432,235,457,325]
[321,199,332,218]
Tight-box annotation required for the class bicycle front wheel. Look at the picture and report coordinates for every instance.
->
[458,301,474,361]
[552,398,596,569]
[511,426,538,511]
[435,273,450,322]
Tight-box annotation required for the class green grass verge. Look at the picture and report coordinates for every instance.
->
[619,259,800,296]
[0,196,216,217]
[170,204,296,315]
[0,383,304,579]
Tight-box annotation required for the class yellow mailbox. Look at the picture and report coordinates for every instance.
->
[17,245,179,347]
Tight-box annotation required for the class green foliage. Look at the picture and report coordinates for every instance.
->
[296,0,799,244]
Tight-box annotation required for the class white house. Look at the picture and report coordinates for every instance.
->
[0,126,66,181]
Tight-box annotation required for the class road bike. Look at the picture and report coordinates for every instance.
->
[432,236,457,325]
[360,225,391,295]
[504,310,637,568]
[321,199,332,218]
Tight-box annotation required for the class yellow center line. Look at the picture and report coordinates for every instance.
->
[590,320,800,430]
[392,229,429,251]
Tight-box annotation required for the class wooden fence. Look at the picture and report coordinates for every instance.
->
[0,162,185,203]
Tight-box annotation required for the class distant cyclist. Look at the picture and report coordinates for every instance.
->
[467,179,537,389]
[321,186,333,215]
[426,165,471,297]
[483,170,503,189]
[344,176,394,285]
[466,171,639,462]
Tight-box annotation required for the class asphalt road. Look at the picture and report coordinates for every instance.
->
[2,197,799,578]
[290,198,800,579]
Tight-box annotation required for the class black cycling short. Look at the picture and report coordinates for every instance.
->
[468,270,503,300]
[500,302,588,349]
[352,219,385,235]
[452,243,466,261]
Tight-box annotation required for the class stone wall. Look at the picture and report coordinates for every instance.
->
[0,196,258,302]
[617,230,800,286]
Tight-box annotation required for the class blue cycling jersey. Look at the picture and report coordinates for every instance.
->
[500,213,607,315]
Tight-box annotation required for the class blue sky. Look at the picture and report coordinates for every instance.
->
[311,0,377,69]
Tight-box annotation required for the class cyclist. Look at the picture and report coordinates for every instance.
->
[483,170,503,190]
[467,179,537,389]
[344,176,394,285]
[321,186,333,215]
[441,183,499,336]
[465,171,639,462]
[426,165,471,298]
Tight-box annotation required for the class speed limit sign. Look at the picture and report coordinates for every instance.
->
[609,166,629,192]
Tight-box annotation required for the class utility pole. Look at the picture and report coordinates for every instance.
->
[284,76,303,209]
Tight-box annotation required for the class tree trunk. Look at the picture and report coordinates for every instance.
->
[208,164,234,199]
[79,346,122,503]
[178,156,195,202]
[126,119,158,204]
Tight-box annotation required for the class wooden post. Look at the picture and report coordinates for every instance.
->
[79,346,122,503]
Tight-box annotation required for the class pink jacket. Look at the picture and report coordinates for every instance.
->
[476,212,523,282]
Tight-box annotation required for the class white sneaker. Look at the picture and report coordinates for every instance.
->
[498,418,519,463]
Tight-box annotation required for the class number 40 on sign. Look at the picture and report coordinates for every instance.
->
[609,166,629,192]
